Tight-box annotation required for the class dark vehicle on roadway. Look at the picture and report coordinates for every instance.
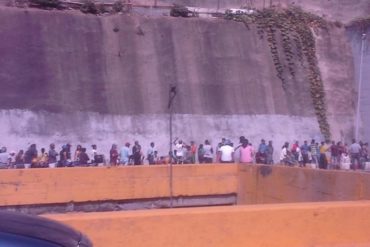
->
[0,211,92,247]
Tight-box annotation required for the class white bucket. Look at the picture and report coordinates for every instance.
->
[341,162,351,170]
[307,163,317,169]
[48,163,57,168]
[24,164,31,169]
[364,162,370,171]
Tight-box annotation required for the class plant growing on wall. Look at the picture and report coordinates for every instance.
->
[112,0,131,14]
[80,0,98,14]
[170,4,191,17]
[226,7,331,139]
[112,0,124,13]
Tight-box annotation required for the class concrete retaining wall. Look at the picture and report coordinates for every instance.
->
[0,165,238,206]
[0,7,357,159]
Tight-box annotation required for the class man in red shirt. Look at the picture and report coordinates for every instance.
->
[190,141,197,164]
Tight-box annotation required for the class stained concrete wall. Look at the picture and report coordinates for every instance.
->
[347,27,370,143]
[0,7,357,160]
[48,202,370,247]
[315,26,356,141]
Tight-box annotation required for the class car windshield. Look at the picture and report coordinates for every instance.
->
[0,232,61,247]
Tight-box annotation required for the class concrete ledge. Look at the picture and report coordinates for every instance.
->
[0,164,238,206]
[0,194,236,215]
[47,201,370,247]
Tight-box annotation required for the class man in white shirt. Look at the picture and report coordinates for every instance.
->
[219,140,234,163]
[0,147,10,169]
[175,140,186,164]
[147,142,157,165]
[349,139,361,169]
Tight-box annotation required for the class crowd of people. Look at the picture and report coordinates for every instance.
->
[279,139,369,170]
[0,136,368,171]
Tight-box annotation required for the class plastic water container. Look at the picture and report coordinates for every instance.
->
[307,163,317,169]
[364,162,370,171]
[341,162,351,170]
[24,164,31,169]
[48,163,56,168]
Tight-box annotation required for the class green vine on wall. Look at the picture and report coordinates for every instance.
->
[226,7,331,139]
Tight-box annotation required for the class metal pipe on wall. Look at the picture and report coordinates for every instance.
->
[168,85,177,208]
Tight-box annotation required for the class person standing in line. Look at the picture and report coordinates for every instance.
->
[266,140,274,164]
[309,140,318,167]
[66,144,72,161]
[330,141,339,169]
[300,140,310,167]
[190,141,197,164]
[349,139,361,170]
[219,140,234,163]
[73,145,82,166]
[90,144,98,165]
[110,144,119,166]
[279,142,289,165]
[360,143,368,169]
[59,145,69,167]
[0,147,10,169]
[48,144,58,166]
[132,141,143,165]
[216,143,223,163]
[79,148,90,165]
[257,139,268,164]
[340,151,351,170]
[37,148,48,168]
[15,150,25,168]
[239,139,254,164]
[147,142,157,165]
[319,141,330,169]
[8,151,16,169]
[120,143,131,165]
[174,139,185,164]
[24,144,38,168]
[215,138,226,163]
[291,141,299,162]
[198,144,205,164]
[203,140,213,163]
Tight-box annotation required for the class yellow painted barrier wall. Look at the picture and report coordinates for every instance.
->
[0,165,238,206]
[2,164,370,207]
[238,165,370,204]
[48,201,370,247]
